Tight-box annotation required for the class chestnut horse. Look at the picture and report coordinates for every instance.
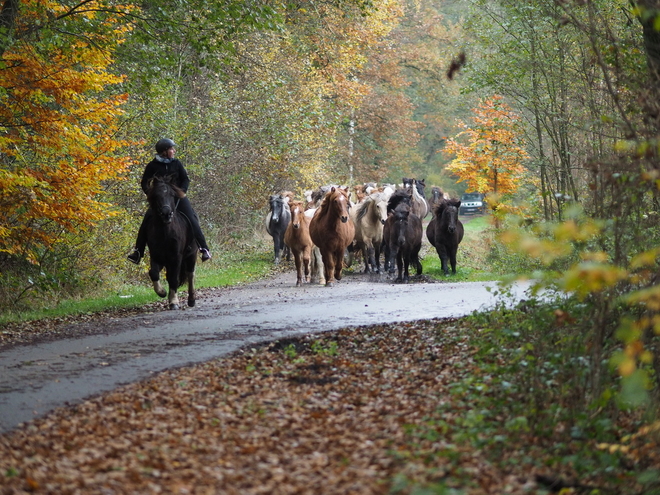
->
[144,176,197,309]
[309,187,355,286]
[426,198,464,275]
[284,201,314,286]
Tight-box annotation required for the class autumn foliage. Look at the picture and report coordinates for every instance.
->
[0,1,135,263]
[442,95,529,201]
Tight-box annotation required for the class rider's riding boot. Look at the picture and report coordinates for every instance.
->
[200,248,211,262]
[127,248,142,264]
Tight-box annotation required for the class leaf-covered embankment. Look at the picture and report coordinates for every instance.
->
[0,317,654,494]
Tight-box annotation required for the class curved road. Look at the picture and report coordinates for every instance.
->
[0,270,531,433]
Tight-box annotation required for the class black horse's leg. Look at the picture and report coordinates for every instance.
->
[149,262,167,298]
[273,236,281,264]
[396,250,404,282]
[374,241,381,273]
[165,260,181,310]
[436,245,449,276]
[187,270,196,307]
[450,245,458,275]
[187,255,196,307]
[402,252,410,283]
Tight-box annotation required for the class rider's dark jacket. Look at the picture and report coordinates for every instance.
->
[141,157,190,194]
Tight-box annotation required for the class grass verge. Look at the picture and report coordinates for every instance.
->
[0,245,276,327]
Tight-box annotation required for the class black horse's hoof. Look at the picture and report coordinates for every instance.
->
[188,300,195,307]
[169,303,179,310]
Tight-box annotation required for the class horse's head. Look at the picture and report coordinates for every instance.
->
[147,176,184,224]
[375,198,388,225]
[330,187,351,223]
[269,194,288,223]
[289,201,305,229]
[442,199,461,233]
[392,202,411,244]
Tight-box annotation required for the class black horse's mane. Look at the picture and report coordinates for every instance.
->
[147,175,185,200]
[432,197,461,217]
[387,189,412,214]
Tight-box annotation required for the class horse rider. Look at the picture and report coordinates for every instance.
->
[127,138,212,264]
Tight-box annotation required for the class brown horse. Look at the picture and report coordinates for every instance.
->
[284,201,314,286]
[309,187,355,286]
[428,186,446,218]
[426,198,464,275]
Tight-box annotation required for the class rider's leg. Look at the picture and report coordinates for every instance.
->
[127,210,150,264]
[177,198,211,261]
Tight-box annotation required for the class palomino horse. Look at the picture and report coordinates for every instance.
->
[144,176,197,309]
[426,198,464,275]
[383,200,423,283]
[265,193,292,264]
[353,193,388,273]
[309,187,355,286]
[284,201,314,286]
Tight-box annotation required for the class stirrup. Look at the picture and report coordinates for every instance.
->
[200,248,211,262]
[127,249,141,264]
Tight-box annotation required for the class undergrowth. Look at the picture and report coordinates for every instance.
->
[398,288,660,494]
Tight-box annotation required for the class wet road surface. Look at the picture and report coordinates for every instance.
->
[0,270,531,433]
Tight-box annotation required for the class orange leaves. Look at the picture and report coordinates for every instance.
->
[0,0,136,261]
[442,95,529,197]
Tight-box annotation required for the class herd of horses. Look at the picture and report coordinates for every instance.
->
[137,175,465,310]
[266,178,465,288]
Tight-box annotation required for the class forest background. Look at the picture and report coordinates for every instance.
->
[2,0,660,439]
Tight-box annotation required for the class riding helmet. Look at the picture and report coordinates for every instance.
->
[155,138,176,154]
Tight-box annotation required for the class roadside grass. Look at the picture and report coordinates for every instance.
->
[422,214,502,282]
[0,245,275,327]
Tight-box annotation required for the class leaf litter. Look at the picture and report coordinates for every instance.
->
[0,318,655,494]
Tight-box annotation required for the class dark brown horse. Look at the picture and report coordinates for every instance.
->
[383,200,423,283]
[309,187,355,286]
[145,176,197,309]
[284,201,313,286]
[427,198,464,275]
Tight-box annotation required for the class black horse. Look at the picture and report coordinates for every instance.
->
[145,176,197,309]
[266,194,291,264]
[426,198,464,275]
[383,200,423,283]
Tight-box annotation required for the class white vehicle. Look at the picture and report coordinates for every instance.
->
[459,193,485,215]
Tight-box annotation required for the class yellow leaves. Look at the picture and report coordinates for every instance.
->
[442,95,530,196]
[0,0,136,259]
[562,263,627,298]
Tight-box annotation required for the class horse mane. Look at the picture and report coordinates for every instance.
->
[147,175,185,200]
[432,197,460,217]
[317,187,339,216]
[387,189,412,214]
[355,195,374,223]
